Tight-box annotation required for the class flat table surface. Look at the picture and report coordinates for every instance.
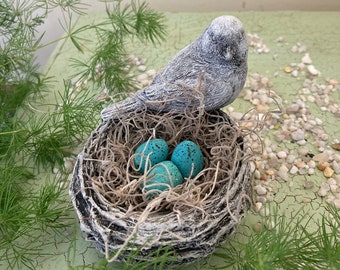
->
[39,11,340,269]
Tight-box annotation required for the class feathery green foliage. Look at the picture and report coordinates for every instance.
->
[70,0,166,96]
[214,206,340,270]
[0,0,166,268]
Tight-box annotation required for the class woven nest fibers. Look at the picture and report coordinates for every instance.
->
[69,108,252,266]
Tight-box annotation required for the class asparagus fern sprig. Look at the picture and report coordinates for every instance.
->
[0,0,166,269]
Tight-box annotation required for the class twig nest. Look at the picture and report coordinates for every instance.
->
[69,109,252,266]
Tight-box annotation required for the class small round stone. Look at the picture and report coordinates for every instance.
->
[287,154,296,164]
[307,160,316,168]
[290,165,299,174]
[284,66,292,73]
[318,183,330,197]
[146,69,156,77]
[278,165,289,181]
[319,133,329,141]
[298,147,309,156]
[301,53,312,65]
[277,150,287,159]
[254,202,263,212]
[254,185,267,196]
[314,153,330,163]
[307,168,315,175]
[136,73,148,82]
[138,65,147,72]
[291,70,299,77]
[307,65,320,76]
[291,129,305,141]
[317,162,328,171]
[324,167,334,178]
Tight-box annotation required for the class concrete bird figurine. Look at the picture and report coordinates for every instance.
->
[101,15,248,122]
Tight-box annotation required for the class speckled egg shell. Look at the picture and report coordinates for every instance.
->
[143,161,184,198]
[171,140,204,178]
[134,138,168,173]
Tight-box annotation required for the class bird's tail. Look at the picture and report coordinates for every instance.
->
[101,96,145,122]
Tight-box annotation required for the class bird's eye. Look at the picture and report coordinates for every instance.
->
[223,47,232,61]
[210,34,217,43]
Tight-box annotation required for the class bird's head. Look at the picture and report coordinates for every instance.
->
[200,16,248,66]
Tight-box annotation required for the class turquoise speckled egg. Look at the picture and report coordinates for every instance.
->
[134,138,168,173]
[143,161,184,198]
[171,140,204,178]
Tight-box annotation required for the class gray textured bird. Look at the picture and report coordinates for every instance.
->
[101,15,248,122]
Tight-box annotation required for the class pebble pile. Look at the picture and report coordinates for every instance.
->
[227,37,339,212]
[247,33,270,54]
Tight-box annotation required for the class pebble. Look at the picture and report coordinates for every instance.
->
[324,167,334,178]
[332,160,340,173]
[276,150,287,159]
[146,69,156,77]
[140,79,150,87]
[307,160,316,168]
[307,95,316,102]
[301,53,312,65]
[313,153,329,163]
[291,129,305,141]
[318,182,330,197]
[254,185,267,196]
[333,199,340,209]
[335,175,340,185]
[138,65,147,72]
[284,66,292,73]
[247,33,270,54]
[319,133,329,141]
[297,139,307,146]
[291,70,299,77]
[278,165,289,180]
[286,103,300,114]
[254,170,261,179]
[317,162,328,171]
[136,73,148,82]
[307,168,315,175]
[332,143,340,151]
[256,196,267,204]
[286,154,296,164]
[296,161,306,169]
[328,178,336,186]
[298,147,309,156]
[254,202,263,212]
[289,165,299,174]
[268,156,279,168]
[307,65,320,76]
[330,184,338,193]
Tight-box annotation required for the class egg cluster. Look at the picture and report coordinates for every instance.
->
[134,139,204,198]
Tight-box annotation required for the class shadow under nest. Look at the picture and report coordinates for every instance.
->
[70,107,253,266]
